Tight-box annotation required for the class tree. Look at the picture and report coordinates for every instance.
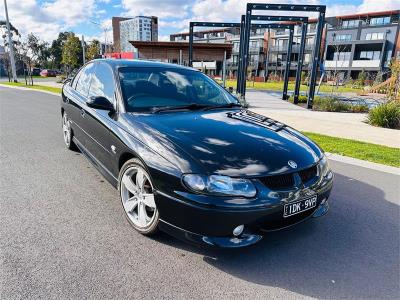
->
[86,40,101,61]
[62,33,81,74]
[0,21,21,79]
[388,58,400,102]
[0,20,19,36]
[26,33,49,67]
[357,69,367,87]
[49,32,70,69]
[329,42,348,94]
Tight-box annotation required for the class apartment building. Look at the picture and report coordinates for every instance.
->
[112,17,132,52]
[324,10,399,80]
[168,10,399,80]
[266,21,317,79]
[119,16,158,52]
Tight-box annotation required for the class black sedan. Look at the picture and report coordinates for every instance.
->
[61,59,333,248]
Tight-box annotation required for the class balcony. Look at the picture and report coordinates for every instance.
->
[269,45,313,52]
[249,46,264,53]
[352,60,381,68]
[193,61,217,70]
[324,60,350,69]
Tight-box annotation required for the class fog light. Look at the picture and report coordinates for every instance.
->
[233,225,244,237]
[325,171,333,180]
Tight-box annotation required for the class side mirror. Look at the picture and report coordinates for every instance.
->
[87,96,114,111]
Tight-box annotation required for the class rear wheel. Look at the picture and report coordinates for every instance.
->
[62,112,76,150]
[118,159,159,235]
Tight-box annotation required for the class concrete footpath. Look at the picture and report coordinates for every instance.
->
[246,90,400,148]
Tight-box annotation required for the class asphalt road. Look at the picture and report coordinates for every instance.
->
[1,86,399,299]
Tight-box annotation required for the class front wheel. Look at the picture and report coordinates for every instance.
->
[62,112,77,150]
[118,158,159,235]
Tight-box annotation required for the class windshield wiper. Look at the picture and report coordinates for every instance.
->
[202,102,242,111]
[152,103,210,113]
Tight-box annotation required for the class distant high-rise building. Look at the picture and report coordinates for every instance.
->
[112,16,132,52]
[120,16,158,52]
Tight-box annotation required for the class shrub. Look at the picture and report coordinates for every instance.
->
[288,95,308,103]
[351,104,369,113]
[314,96,350,112]
[367,102,400,129]
[313,96,369,113]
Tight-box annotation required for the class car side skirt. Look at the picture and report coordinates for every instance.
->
[73,137,118,188]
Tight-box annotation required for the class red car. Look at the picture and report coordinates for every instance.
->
[40,69,57,77]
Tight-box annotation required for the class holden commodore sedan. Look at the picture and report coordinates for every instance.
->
[61,59,333,248]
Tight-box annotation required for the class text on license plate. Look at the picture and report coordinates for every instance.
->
[283,196,318,218]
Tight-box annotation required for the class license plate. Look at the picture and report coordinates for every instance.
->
[283,196,318,218]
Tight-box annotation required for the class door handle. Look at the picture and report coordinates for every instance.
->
[81,109,86,118]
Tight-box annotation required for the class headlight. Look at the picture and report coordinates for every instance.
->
[319,154,332,179]
[182,174,257,198]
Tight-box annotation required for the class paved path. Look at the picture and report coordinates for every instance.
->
[1,86,399,299]
[246,90,400,148]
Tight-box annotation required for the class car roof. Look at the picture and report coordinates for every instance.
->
[92,59,198,72]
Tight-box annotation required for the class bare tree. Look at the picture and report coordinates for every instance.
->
[330,43,348,94]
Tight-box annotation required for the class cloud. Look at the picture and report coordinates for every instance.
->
[1,0,399,44]
[158,35,170,42]
[121,0,194,18]
[0,0,98,41]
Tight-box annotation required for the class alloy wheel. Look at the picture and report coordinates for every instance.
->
[62,113,71,146]
[120,166,157,229]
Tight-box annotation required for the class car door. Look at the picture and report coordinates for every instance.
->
[63,63,96,148]
[80,62,117,175]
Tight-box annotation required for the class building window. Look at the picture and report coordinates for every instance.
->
[370,16,391,26]
[308,23,317,32]
[333,51,351,61]
[334,34,352,41]
[342,19,359,28]
[365,32,385,40]
[359,51,381,60]
[250,41,258,49]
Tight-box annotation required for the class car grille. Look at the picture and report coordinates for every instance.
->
[259,164,318,190]
[299,165,318,183]
[259,173,295,190]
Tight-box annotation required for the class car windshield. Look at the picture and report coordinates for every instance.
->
[118,67,239,112]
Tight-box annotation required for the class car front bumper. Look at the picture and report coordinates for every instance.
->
[155,174,333,248]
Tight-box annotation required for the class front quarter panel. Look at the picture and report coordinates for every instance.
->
[109,114,205,196]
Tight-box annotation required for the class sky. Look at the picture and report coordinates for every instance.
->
[1,0,399,44]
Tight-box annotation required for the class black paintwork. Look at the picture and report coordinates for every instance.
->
[61,59,333,248]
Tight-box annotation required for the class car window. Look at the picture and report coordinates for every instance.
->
[71,69,82,89]
[89,63,115,104]
[118,67,237,112]
[75,63,95,97]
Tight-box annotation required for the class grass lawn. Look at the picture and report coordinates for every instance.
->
[0,81,62,94]
[303,132,400,167]
[219,79,362,93]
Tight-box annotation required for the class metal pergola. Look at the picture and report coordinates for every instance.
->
[188,21,294,101]
[247,15,309,103]
[242,3,326,108]
[237,22,294,100]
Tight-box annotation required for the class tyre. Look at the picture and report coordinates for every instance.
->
[118,158,159,235]
[62,112,77,150]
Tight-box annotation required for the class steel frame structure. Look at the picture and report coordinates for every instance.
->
[188,21,294,100]
[242,3,326,108]
[237,14,309,101]
[237,22,294,100]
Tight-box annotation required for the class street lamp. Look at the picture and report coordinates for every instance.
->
[90,20,110,57]
[3,0,17,82]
